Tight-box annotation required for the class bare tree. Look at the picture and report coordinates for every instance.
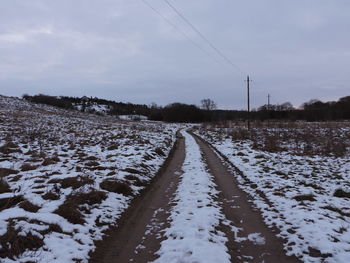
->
[279,102,294,111]
[200,98,217,111]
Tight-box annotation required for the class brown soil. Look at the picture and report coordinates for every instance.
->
[89,133,185,263]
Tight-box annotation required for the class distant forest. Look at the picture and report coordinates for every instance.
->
[23,94,350,123]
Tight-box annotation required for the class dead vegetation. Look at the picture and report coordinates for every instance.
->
[42,156,60,166]
[333,188,350,199]
[0,168,18,177]
[0,195,24,211]
[42,191,60,200]
[0,179,11,193]
[18,200,40,212]
[199,121,350,157]
[293,194,316,202]
[54,190,107,224]
[100,179,133,196]
[20,163,38,171]
[48,175,94,190]
[0,142,22,154]
[0,220,44,259]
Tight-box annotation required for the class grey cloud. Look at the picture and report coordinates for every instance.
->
[0,0,349,109]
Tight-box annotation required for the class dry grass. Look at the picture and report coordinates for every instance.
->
[85,160,100,167]
[308,247,332,259]
[0,220,44,259]
[42,156,60,166]
[42,192,60,200]
[154,147,165,156]
[0,142,22,154]
[0,179,11,194]
[124,174,148,187]
[334,188,350,199]
[123,168,143,175]
[293,194,316,202]
[0,195,24,211]
[100,179,133,196]
[84,156,98,161]
[201,121,350,157]
[20,163,38,171]
[18,200,41,213]
[54,190,107,224]
[322,205,350,217]
[48,176,94,190]
[0,168,18,178]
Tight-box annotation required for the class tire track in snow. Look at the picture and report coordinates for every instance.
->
[152,131,231,263]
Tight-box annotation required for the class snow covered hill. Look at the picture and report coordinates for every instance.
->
[0,95,178,262]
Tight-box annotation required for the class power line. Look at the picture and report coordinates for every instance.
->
[162,0,246,75]
[141,0,229,69]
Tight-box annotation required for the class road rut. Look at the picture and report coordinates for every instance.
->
[90,134,185,263]
[90,131,300,263]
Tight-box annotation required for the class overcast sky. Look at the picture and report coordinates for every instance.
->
[0,0,349,109]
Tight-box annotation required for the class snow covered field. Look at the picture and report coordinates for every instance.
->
[194,125,350,263]
[0,96,178,262]
[153,131,230,263]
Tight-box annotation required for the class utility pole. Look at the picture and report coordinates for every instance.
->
[246,75,251,130]
[267,94,270,128]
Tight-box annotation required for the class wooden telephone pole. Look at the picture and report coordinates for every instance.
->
[267,93,270,128]
[246,75,251,130]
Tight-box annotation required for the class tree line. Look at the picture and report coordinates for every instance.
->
[252,96,350,121]
[23,94,350,123]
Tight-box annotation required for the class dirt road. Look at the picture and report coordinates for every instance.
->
[90,131,300,263]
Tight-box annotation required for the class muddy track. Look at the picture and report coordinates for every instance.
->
[89,133,185,263]
[90,131,300,263]
[192,134,301,263]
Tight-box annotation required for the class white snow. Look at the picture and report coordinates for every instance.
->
[152,131,230,263]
